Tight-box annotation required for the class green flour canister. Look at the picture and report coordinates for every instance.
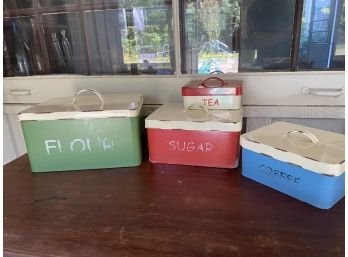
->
[18,89,143,172]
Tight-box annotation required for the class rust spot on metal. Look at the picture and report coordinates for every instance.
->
[274,147,287,152]
[247,139,260,144]
[287,162,302,168]
[303,156,319,162]
[260,153,273,159]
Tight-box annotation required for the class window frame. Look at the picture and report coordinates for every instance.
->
[3,0,345,107]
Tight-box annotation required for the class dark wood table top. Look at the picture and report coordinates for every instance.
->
[4,155,344,257]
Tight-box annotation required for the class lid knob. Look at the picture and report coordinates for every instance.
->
[129,102,139,110]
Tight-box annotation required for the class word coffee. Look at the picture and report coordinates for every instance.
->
[258,164,300,184]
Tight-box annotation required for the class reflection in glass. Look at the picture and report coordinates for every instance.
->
[42,13,88,74]
[4,0,13,10]
[299,0,345,69]
[122,2,175,75]
[83,9,123,74]
[240,0,295,71]
[83,1,174,75]
[4,17,48,76]
[38,0,77,7]
[181,0,240,74]
[4,0,33,9]
[4,0,175,76]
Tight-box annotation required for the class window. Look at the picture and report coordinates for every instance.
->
[298,0,345,69]
[3,0,345,77]
[3,0,175,76]
[239,0,295,71]
[181,0,345,73]
[180,0,240,74]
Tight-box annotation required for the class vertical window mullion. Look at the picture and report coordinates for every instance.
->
[178,0,185,74]
[173,0,182,76]
[327,0,340,68]
[34,0,52,74]
[290,0,305,71]
[77,0,91,74]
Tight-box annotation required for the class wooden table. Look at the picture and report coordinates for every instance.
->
[4,155,344,257]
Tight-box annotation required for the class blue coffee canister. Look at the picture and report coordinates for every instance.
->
[240,122,345,209]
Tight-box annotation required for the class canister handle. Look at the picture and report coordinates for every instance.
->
[284,130,320,144]
[210,71,224,74]
[184,105,208,121]
[72,89,105,105]
[201,77,225,88]
[185,105,208,112]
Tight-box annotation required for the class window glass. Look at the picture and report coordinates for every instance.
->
[4,0,345,77]
[118,3,174,75]
[239,0,296,71]
[39,0,77,7]
[4,17,48,76]
[181,0,241,74]
[42,13,88,74]
[4,0,33,10]
[3,0,174,76]
[298,0,345,69]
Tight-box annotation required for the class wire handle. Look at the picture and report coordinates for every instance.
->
[185,104,208,112]
[201,77,225,88]
[184,105,208,121]
[210,70,224,75]
[284,130,320,144]
[72,89,105,105]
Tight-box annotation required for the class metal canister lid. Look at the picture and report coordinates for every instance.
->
[240,122,345,176]
[145,103,243,132]
[18,89,144,121]
[182,77,243,96]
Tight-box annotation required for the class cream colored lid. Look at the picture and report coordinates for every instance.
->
[145,103,242,131]
[18,89,143,121]
[240,122,345,176]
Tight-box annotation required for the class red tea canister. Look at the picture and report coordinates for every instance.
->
[182,77,243,110]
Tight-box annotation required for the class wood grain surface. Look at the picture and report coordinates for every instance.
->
[4,155,344,257]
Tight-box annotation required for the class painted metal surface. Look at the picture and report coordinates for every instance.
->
[240,121,345,209]
[147,128,240,168]
[18,92,144,120]
[145,103,242,131]
[146,103,242,168]
[182,77,243,110]
[21,117,142,172]
[241,148,345,209]
[183,95,241,110]
[18,91,143,172]
[240,122,345,175]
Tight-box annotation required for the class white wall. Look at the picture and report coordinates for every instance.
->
[3,105,29,164]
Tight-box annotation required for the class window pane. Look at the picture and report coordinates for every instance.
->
[239,0,296,71]
[4,17,49,76]
[3,0,175,77]
[39,0,77,7]
[42,13,89,74]
[4,0,33,10]
[181,0,241,74]
[298,0,345,69]
[332,1,345,68]
[83,9,125,74]
[120,2,175,75]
